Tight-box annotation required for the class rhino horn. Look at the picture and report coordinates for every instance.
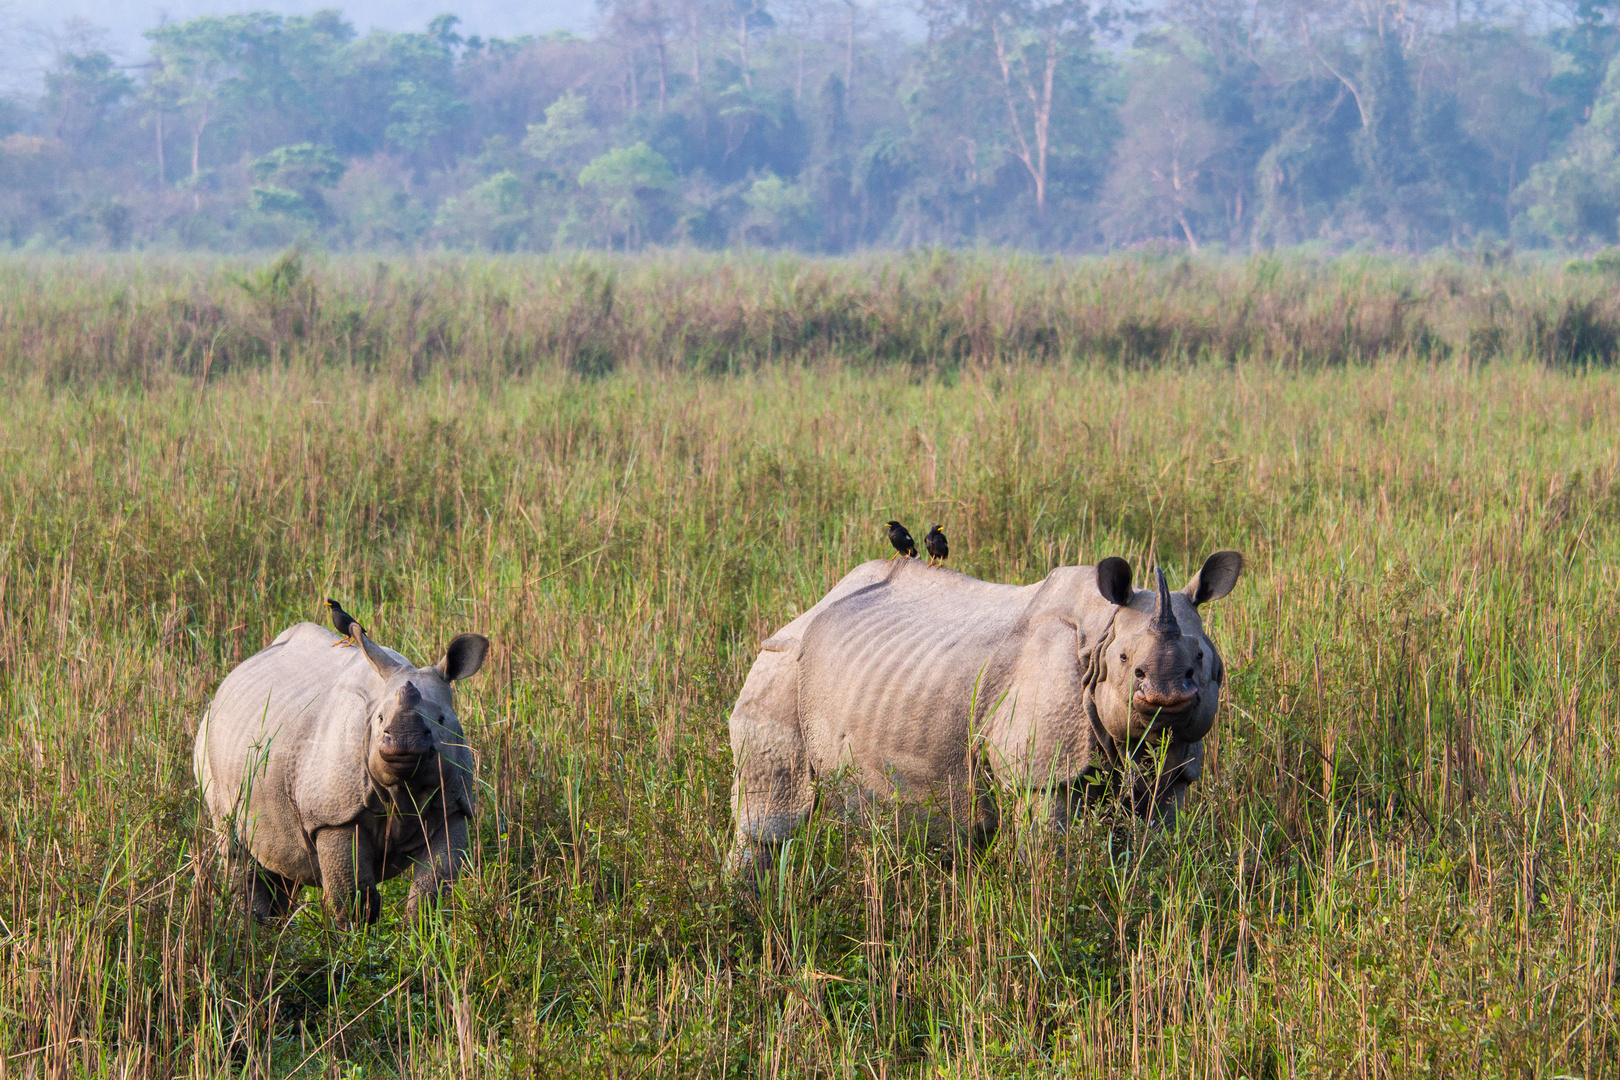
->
[1152,566,1182,638]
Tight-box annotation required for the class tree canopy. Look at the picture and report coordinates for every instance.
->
[2,0,1619,252]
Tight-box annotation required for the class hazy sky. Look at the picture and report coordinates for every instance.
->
[1,0,596,86]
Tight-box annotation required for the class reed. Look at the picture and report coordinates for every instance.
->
[0,288,1615,1075]
[3,249,1620,385]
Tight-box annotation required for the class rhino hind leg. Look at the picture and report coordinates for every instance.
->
[727,646,813,880]
[216,830,297,922]
[248,863,299,921]
[314,826,381,927]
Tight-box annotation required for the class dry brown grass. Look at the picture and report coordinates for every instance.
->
[0,309,1616,1075]
[4,250,1620,385]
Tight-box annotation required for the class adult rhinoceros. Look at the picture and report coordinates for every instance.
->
[726,552,1242,874]
[195,620,488,923]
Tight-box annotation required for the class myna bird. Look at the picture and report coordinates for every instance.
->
[924,524,948,565]
[884,521,918,559]
[325,597,364,646]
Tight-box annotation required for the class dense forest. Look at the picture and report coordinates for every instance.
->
[6,0,1620,253]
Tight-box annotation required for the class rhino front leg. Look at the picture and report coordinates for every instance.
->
[727,645,813,879]
[406,812,468,920]
[1132,739,1203,826]
[314,826,381,926]
[1156,739,1204,825]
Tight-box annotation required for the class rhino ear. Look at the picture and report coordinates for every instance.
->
[436,634,489,682]
[358,629,407,679]
[1184,550,1243,606]
[1095,557,1133,606]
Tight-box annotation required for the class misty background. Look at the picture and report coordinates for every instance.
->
[0,0,595,84]
[2,0,1619,253]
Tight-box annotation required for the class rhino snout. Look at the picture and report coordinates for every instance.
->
[1132,685,1199,717]
[379,718,435,761]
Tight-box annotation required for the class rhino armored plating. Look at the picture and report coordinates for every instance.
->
[195,619,488,923]
[726,552,1242,873]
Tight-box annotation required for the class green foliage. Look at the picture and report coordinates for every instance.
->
[523,91,594,168]
[577,144,677,249]
[328,158,425,248]
[578,143,676,192]
[42,51,133,147]
[1517,51,1620,247]
[0,313,1618,1074]
[10,251,1620,383]
[1566,246,1620,273]
[230,247,307,303]
[8,3,1620,251]
[435,171,530,250]
[249,144,347,223]
[387,79,460,155]
[252,143,346,189]
[248,185,311,217]
[1102,33,1216,249]
[145,14,253,182]
[739,172,818,246]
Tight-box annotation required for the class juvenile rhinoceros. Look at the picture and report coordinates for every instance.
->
[194,620,489,923]
[726,552,1242,873]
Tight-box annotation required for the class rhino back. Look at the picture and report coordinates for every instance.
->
[757,559,898,653]
[198,622,383,881]
[797,561,1041,792]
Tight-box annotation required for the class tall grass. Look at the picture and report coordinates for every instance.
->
[1,324,1618,1074]
[5,249,1620,383]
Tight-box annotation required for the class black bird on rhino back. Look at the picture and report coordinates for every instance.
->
[724,550,1242,874]
[325,597,364,644]
[884,521,918,559]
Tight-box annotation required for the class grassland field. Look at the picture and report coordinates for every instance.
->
[2,251,1620,1078]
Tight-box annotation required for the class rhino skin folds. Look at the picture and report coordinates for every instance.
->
[726,552,1242,876]
[194,621,488,925]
